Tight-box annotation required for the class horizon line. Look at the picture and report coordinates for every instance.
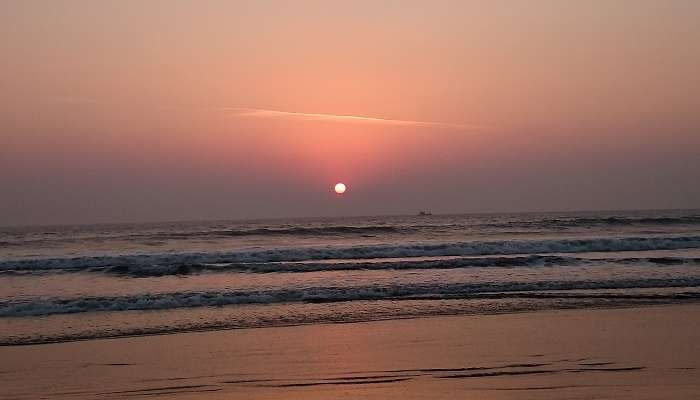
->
[3,207,697,229]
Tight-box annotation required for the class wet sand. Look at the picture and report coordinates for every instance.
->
[2,304,700,399]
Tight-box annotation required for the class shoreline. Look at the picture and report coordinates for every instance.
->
[3,300,698,348]
[2,303,699,399]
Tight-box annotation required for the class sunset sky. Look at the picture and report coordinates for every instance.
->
[1,0,699,226]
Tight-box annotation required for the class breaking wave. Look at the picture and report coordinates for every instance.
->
[1,235,699,275]
[103,255,700,277]
[3,278,700,317]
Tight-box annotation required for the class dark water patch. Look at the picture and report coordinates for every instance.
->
[261,377,412,388]
[107,384,213,394]
[80,362,136,368]
[120,388,222,397]
[568,366,645,373]
[137,372,247,383]
[221,379,280,384]
[320,374,415,381]
[440,369,557,378]
[375,362,550,374]
[579,362,614,366]
[46,389,101,396]
[489,385,585,391]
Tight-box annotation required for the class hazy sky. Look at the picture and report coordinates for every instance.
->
[1,0,699,226]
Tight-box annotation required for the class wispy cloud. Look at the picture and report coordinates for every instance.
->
[223,107,491,131]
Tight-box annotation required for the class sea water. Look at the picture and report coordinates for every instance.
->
[1,209,699,345]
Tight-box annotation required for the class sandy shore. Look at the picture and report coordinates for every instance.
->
[2,304,700,399]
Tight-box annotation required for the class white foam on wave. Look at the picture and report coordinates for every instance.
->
[99,254,700,276]
[3,277,700,317]
[1,235,700,273]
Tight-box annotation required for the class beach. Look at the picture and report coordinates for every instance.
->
[3,1,699,398]
[2,304,699,399]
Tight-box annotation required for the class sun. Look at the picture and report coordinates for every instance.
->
[334,183,346,194]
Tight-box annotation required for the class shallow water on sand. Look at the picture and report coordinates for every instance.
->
[2,306,699,400]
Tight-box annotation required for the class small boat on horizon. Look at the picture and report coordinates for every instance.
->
[418,210,433,216]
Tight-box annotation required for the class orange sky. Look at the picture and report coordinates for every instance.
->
[1,0,699,225]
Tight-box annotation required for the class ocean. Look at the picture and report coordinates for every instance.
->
[1,209,699,346]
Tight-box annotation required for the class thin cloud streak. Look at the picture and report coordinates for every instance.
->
[224,107,492,131]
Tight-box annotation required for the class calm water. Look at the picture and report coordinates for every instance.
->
[1,210,699,345]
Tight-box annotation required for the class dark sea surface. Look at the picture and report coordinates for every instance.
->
[1,209,699,345]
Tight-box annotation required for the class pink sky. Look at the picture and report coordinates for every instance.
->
[1,0,699,225]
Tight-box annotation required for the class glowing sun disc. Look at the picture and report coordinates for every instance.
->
[334,183,346,194]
